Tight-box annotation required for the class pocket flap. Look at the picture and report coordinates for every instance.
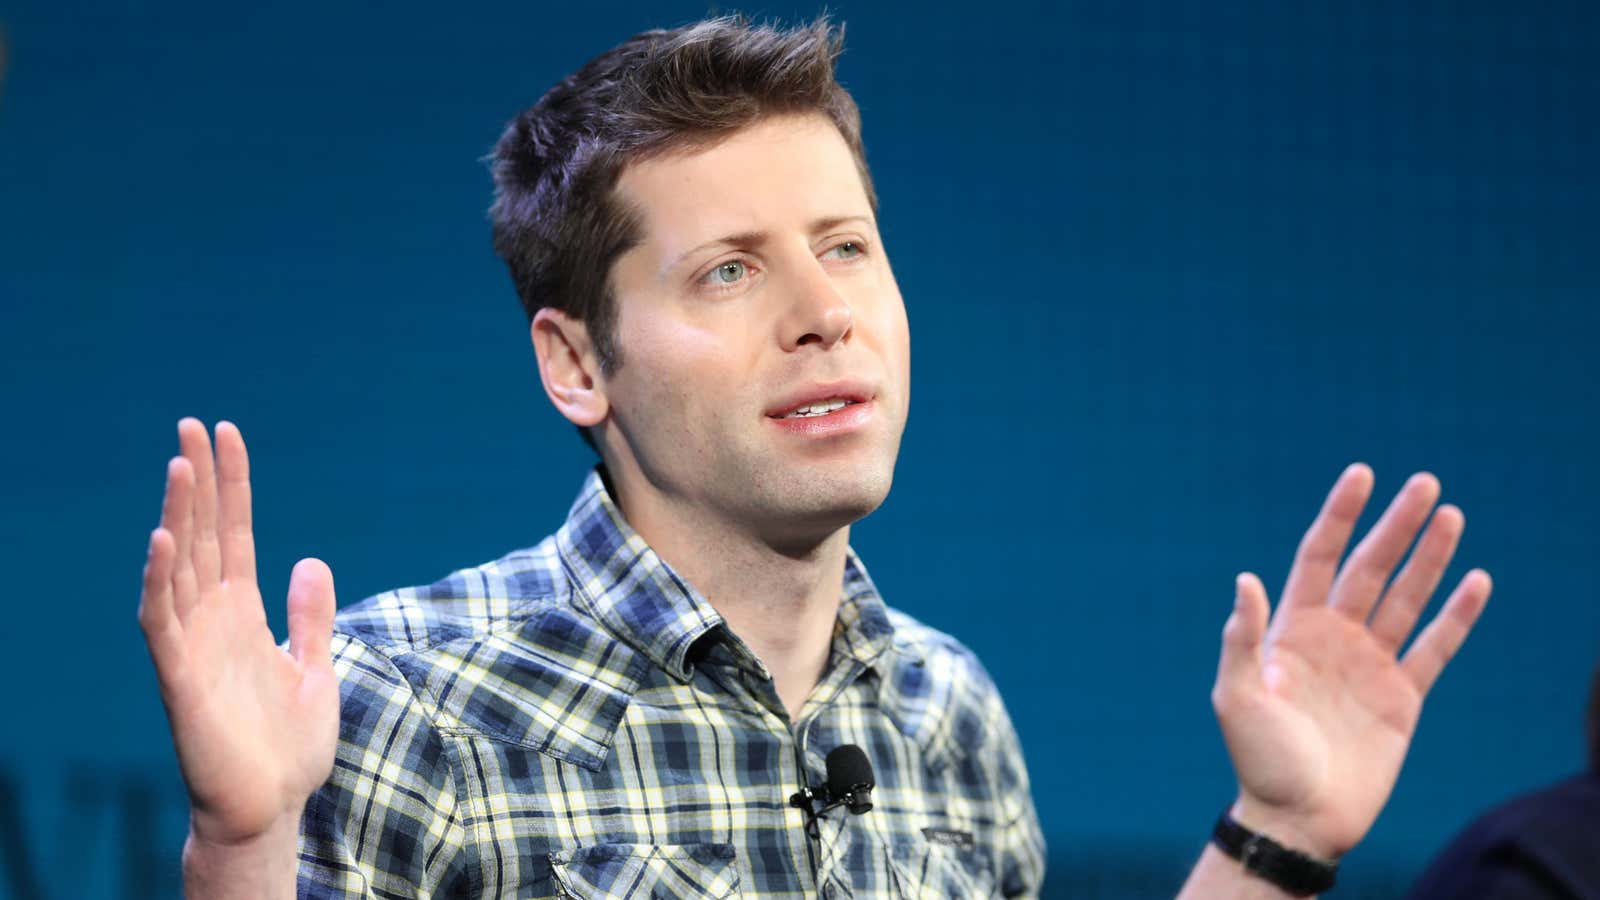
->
[887,832,996,899]
[550,842,741,899]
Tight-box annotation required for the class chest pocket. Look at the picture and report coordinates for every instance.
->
[887,838,998,899]
[549,843,743,899]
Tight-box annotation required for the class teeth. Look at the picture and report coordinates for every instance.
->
[780,397,851,418]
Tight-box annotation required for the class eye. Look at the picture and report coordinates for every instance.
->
[701,259,748,288]
[824,241,864,260]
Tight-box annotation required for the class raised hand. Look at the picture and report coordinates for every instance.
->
[137,418,340,847]
[1211,464,1492,859]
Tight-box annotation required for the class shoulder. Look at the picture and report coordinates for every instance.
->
[884,605,1003,693]
[332,536,570,652]
[325,535,646,771]
[877,605,1020,764]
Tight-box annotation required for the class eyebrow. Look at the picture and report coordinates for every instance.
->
[664,214,877,276]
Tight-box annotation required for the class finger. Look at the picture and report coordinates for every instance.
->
[161,455,200,626]
[138,528,188,690]
[1328,472,1441,622]
[177,417,222,590]
[1214,572,1270,705]
[1369,504,1464,652]
[286,558,337,670]
[214,421,257,586]
[1401,569,1492,696]
[1279,463,1375,613]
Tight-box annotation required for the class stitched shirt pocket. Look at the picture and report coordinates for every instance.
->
[549,843,742,899]
[887,834,998,899]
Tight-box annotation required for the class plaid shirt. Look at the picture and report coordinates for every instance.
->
[297,467,1045,898]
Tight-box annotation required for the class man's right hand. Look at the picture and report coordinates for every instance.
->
[137,418,339,854]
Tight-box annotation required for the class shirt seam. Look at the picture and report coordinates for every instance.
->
[337,587,567,658]
[332,630,479,896]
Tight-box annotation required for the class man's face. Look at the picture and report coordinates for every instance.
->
[599,112,910,547]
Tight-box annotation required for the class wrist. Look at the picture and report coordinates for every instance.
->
[183,813,301,899]
[1213,804,1339,897]
[1229,795,1341,861]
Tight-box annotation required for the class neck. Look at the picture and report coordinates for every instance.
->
[604,467,847,721]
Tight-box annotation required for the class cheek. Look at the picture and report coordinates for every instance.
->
[863,291,911,414]
[858,289,910,368]
[619,314,745,418]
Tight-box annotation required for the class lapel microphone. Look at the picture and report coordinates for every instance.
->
[789,745,876,837]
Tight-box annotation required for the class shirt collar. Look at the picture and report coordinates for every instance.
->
[835,545,897,669]
[555,466,724,682]
[554,465,899,681]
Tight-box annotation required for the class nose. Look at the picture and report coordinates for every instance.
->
[780,257,853,351]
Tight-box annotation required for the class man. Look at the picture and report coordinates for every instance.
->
[137,16,1492,898]
[1404,665,1600,899]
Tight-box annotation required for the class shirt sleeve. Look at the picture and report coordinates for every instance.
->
[990,691,1047,898]
[296,632,475,898]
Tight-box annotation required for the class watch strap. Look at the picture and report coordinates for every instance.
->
[1211,810,1338,897]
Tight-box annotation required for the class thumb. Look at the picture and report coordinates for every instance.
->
[286,557,336,668]
[1216,572,1270,691]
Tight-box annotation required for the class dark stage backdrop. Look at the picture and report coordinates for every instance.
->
[1,1,1595,897]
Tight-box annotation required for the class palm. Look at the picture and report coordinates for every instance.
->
[1211,466,1492,858]
[139,419,340,845]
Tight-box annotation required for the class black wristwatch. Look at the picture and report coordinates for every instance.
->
[1211,810,1338,897]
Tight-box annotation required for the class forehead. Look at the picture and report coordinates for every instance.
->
[614,113,871,257]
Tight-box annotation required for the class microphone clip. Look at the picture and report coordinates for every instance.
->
[789,744,877,839]
[787,781,875,838]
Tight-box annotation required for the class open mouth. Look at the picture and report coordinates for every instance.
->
[769,397,862,419]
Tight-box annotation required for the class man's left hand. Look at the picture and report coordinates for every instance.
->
[1211,463,1492,860]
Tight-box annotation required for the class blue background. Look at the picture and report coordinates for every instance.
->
[1,1,1596,896]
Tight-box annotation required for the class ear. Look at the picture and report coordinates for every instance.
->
[530,308,609,429]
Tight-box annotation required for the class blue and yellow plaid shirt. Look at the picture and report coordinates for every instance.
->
[297,467,1045,898]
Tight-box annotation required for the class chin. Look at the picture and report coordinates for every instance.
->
[763,470,893,541]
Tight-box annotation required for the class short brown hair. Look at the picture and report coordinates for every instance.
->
[488,15,877,451]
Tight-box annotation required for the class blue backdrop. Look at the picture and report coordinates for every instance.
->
[1,1,1596,897]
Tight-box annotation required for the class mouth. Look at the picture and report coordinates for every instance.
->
[764,380,874,419]
[767,396,867,420]
[764,396,875,437]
